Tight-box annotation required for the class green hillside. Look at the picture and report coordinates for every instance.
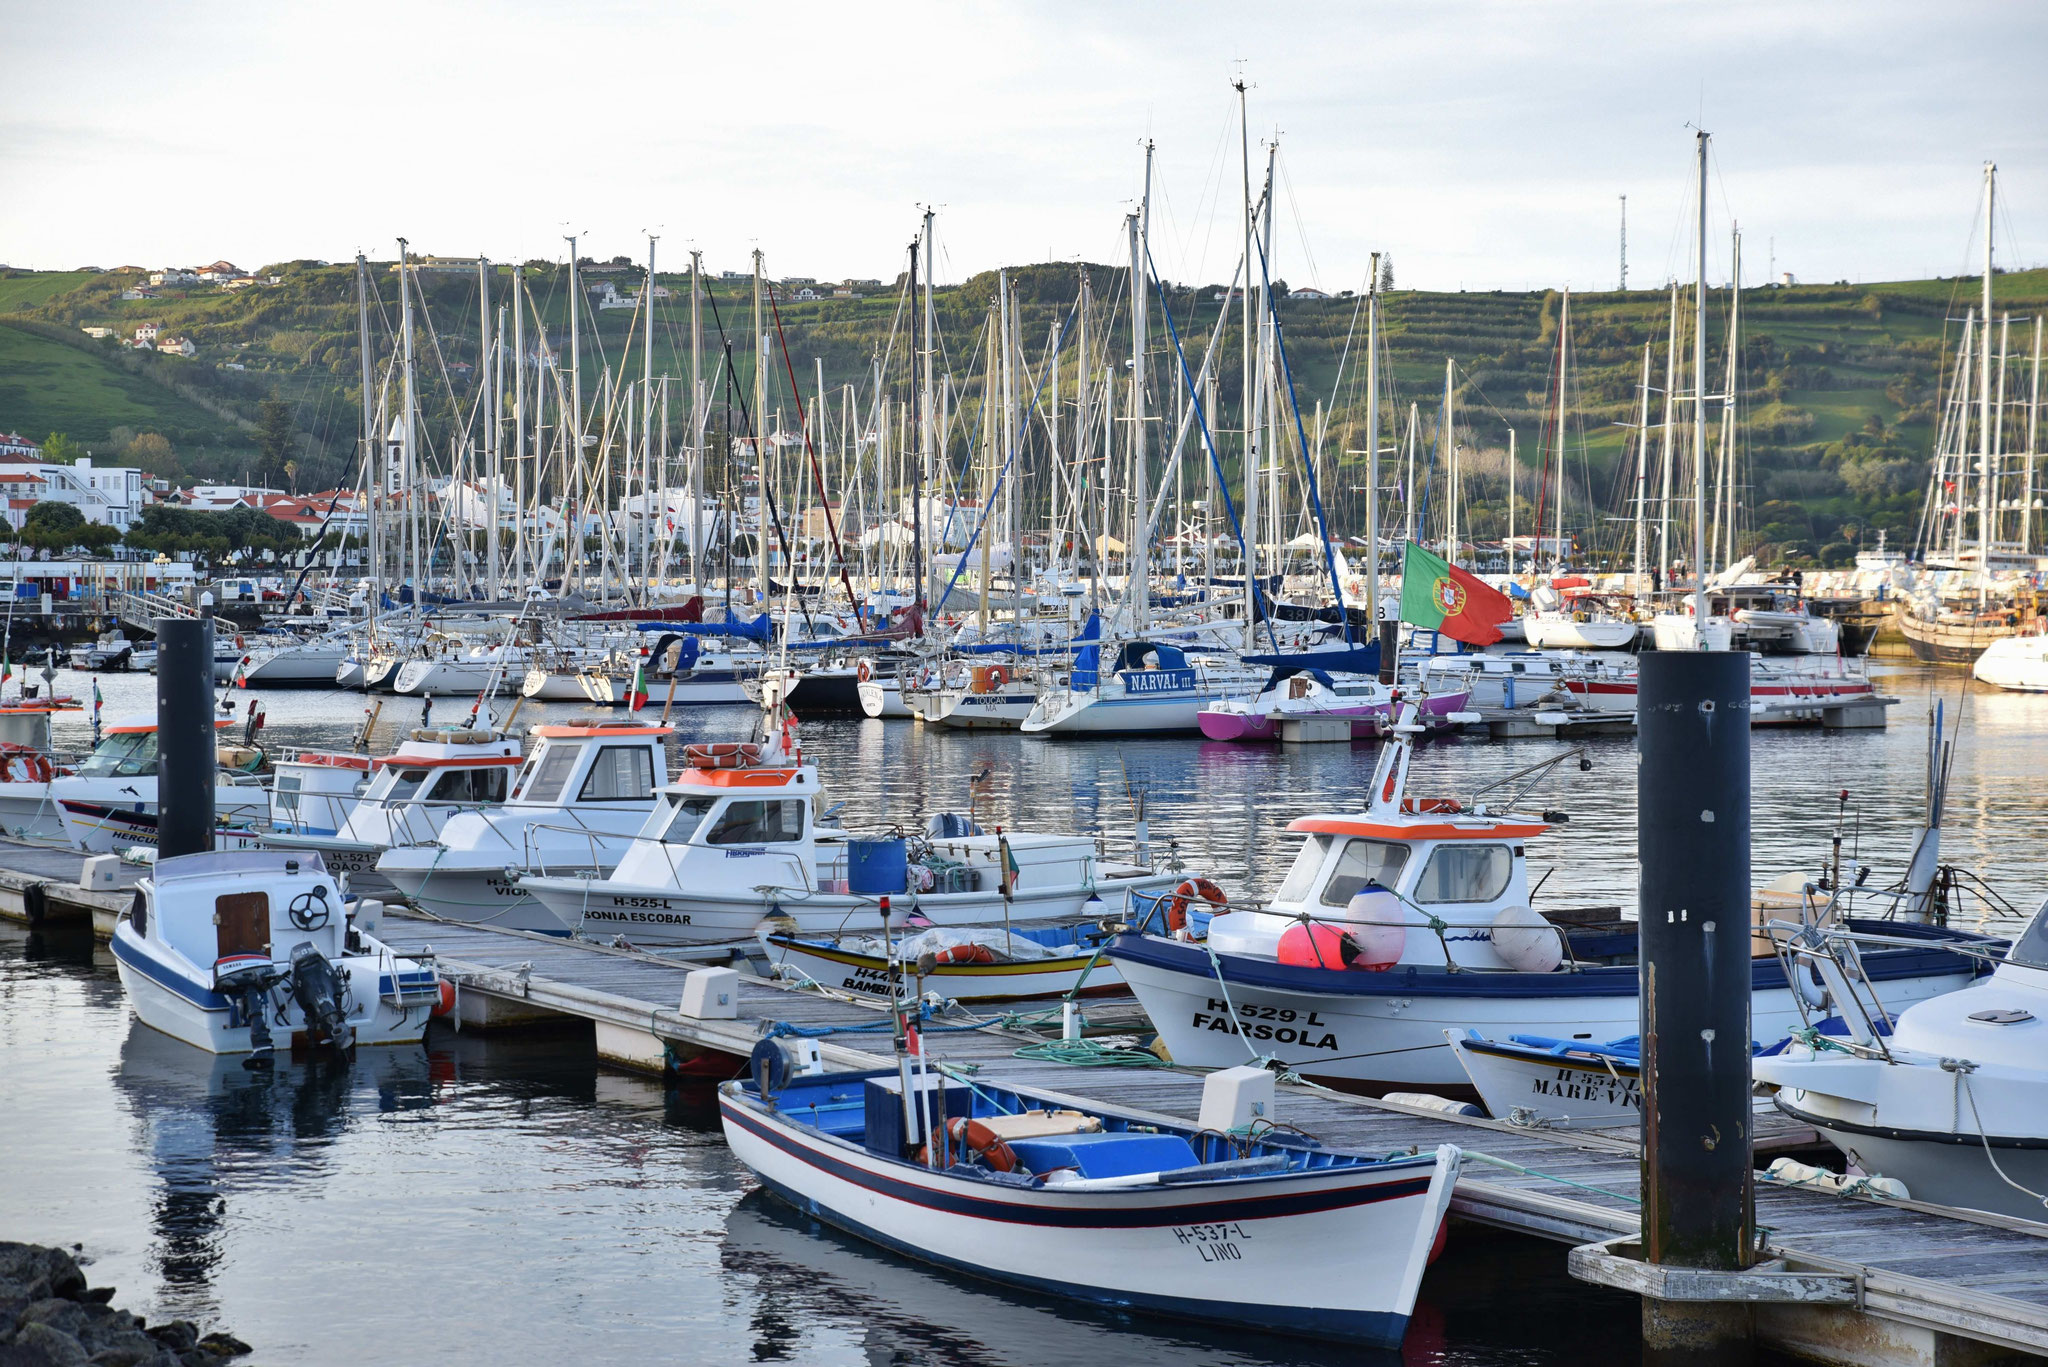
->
[2,259,2041,567]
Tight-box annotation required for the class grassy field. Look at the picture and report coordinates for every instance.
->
[3,262,2046,565]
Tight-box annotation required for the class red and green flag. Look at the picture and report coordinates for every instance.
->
[626,658,648,712]
[1400,541,1512,646]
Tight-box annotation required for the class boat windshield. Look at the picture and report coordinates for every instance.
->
[513,744,581,804]
[1320,840,1412,907]
[2006,898,2048,970]
[427,766,509,804]
[1415,843,1514,904]
[75,731,157,778]
[384,768,432,802]
[706,800,805,845]
[663,796,718,842]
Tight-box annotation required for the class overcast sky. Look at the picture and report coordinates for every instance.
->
[3,1,2042,293]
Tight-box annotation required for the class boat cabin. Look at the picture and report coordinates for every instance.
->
[321,726,524,842]
[75,712,236,779]
[136,850,357,976]
[610,760,825,889]
[506,722,672,811]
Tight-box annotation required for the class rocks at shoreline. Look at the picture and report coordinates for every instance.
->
[0,1243,250,1367]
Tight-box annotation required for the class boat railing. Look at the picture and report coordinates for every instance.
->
[519,811,638,875]
[630,832,813,898]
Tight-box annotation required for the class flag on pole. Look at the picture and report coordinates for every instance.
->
[997,829,1020,903]
[627,657,648,712]
[91,678,103,745]
[1,653,11,685]
[1399,541,1512,646]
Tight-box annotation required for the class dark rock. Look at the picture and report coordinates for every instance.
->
[7,1322,88,1365]
[76,1292,113,1308]
[84,1346,158,1367]
[18,1299,92,1340]
[140,1325,193,1355]
[191,1335,246,1360]
[0,1247,85,1304]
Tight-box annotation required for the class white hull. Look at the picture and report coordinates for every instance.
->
[1117,952,1974,1090]
[1022,690,1222,734]
[762,938,1125,1001]
[919,687,1037,729]
[524,873,1175,947]
[521,668,595,700]
[57,782,271,853]
[393,659,514,696]
[0,781,66,841]
[1972,635,2048,692]
[1521,617,1637,650]
[1790,1119,2048,1220]
[856,678,912,718]
[1447,1031,1641,1126]
[377,859,604,936]
[244,643,350,685]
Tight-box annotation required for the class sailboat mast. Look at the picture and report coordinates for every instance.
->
[1633,342,1653,594]
[566,234,584,599]
[1978,161,1996,599]
[642,235,658,595]
[907,240,926,619]
[1132,139,1154,634]
[398,236,418,596]
[2026,316,2042,558]
[1235,78,1258,638]
[753,249,768,600]
[1691,128,1710,632]
[921,209,937,613]
[1442,358,1457,565]
[1364,251,1380,612]
[1554,289,1569,569]
[1657,285,1678,587]
[478,258,499,601]
[355,253,379,636]
[512,264,527,592]
[689,250,705,588]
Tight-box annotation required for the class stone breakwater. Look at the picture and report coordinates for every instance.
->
[0,1243,250,1366]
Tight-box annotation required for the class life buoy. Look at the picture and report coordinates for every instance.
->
[684,742,763,770]
[0,746,53,784]
[932,943,998,966]
[986,665,1009,688]
[433,979,457,1018]
[945,1116,1018,1172]
[1160,877,1228,933]
[856,660,873,684]
[1401,797,1463,814]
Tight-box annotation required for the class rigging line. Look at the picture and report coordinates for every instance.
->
[1148,249,1273,649]
[701,276,815,636]
[765,284,866,630]
[1254,230,1347,634]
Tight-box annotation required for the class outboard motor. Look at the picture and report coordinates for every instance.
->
[214,954,288,1070]
[288,941,355,1052]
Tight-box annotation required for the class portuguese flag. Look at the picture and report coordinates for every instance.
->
[1400,541,1512,646]
[626,658,648,712]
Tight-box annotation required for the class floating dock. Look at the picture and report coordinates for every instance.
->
[8,838,2043,1366]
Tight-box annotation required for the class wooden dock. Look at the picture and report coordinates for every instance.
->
[8,836,2045,1365]
[375,913,2048,1366]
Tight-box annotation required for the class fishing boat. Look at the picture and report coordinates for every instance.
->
[111,850,446,1059]
[719,1062,1460,1347]
[266,748,374,837]
[264,724,523,896]
[51,713,273,853]
[0,696,81,841]
[1107,707,1989,1091]
[518,719,1181,945]
[759,918,1134,1003]
[1753,907,2048,1220]
[375,720,673,934]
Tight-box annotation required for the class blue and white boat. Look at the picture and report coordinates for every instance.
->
[112,851,446,1059]
[1110,707,1993,1091]
[1021,639,1263,735]
[719,1064,1459,1347]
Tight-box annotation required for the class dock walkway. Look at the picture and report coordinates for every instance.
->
[378,914,2048,1364]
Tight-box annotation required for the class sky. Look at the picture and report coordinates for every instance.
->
[2,1,2043,293]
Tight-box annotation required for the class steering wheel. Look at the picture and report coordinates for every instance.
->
[287,886,332,931]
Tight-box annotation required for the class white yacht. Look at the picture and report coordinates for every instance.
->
[375,721,672,934]
[1021,640,1263,735]
[1972,630,2048,693]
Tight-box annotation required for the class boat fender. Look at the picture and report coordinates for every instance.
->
[1342,889,1406,970]
[1765,1157,1908,1201]
[432,979,457,1018]
[1278,921,1362,970]
[1160,878,1227,933]
[1491,906,1563,974]
[1385,1092,1485,1118]
[944,1116,1019,1173]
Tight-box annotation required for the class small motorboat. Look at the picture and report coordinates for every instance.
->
[719,1062,1460,1347]
[52,712,271,853]
[1754,903,2048,1220]
[1198,669,1472,743]
[760,915,1155,1003]
[111,850,446,1060]
[1972,625,2048,693]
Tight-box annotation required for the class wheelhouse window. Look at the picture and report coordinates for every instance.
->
[1414,843,1513,905]
[428,766,508,804]
[1274,834,1334,904]
[1320,839,1412,907]
[578,745,656,802]
[706,800,806,846]
[513,745,580,803]
[385,768,432,803]
[663,796,718,842]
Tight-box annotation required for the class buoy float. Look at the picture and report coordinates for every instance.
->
[432,979,457,1018]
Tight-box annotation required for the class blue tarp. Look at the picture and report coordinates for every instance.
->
[636,614,772,642]
[1068,612,1103,691]
[1242,643,1382,676]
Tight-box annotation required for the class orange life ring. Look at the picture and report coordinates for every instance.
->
[684,741,763,770]
[1161,877,1228,932]
[945,1116,1018,1172]
[986,665,1009,688]
[932,943,998,966]
[856,660,873,684]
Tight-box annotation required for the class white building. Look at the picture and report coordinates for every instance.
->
[0,433,39,459]
[156,337,197,357]
[134,323,160,343]
[0,457,148,531]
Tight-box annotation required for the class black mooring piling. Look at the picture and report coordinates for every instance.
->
[153,617,216,859]
[1377,619,1399,686]
[1637,648,1755,1360]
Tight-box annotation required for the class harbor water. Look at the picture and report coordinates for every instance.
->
[4,659,2042,1364]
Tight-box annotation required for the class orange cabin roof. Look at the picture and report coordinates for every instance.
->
[532,724,672,739]
[373,753,522,769]
[108,718,237,735]
[675,766,801,788]
[1287,814,1550,842]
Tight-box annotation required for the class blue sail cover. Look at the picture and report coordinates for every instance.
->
[1068,612,1103,691]
[636,614,772,642]
[1240,643,1381,676]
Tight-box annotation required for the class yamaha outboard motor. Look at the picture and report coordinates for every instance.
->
[214,955,288,1071]
[288,941,355,1052]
